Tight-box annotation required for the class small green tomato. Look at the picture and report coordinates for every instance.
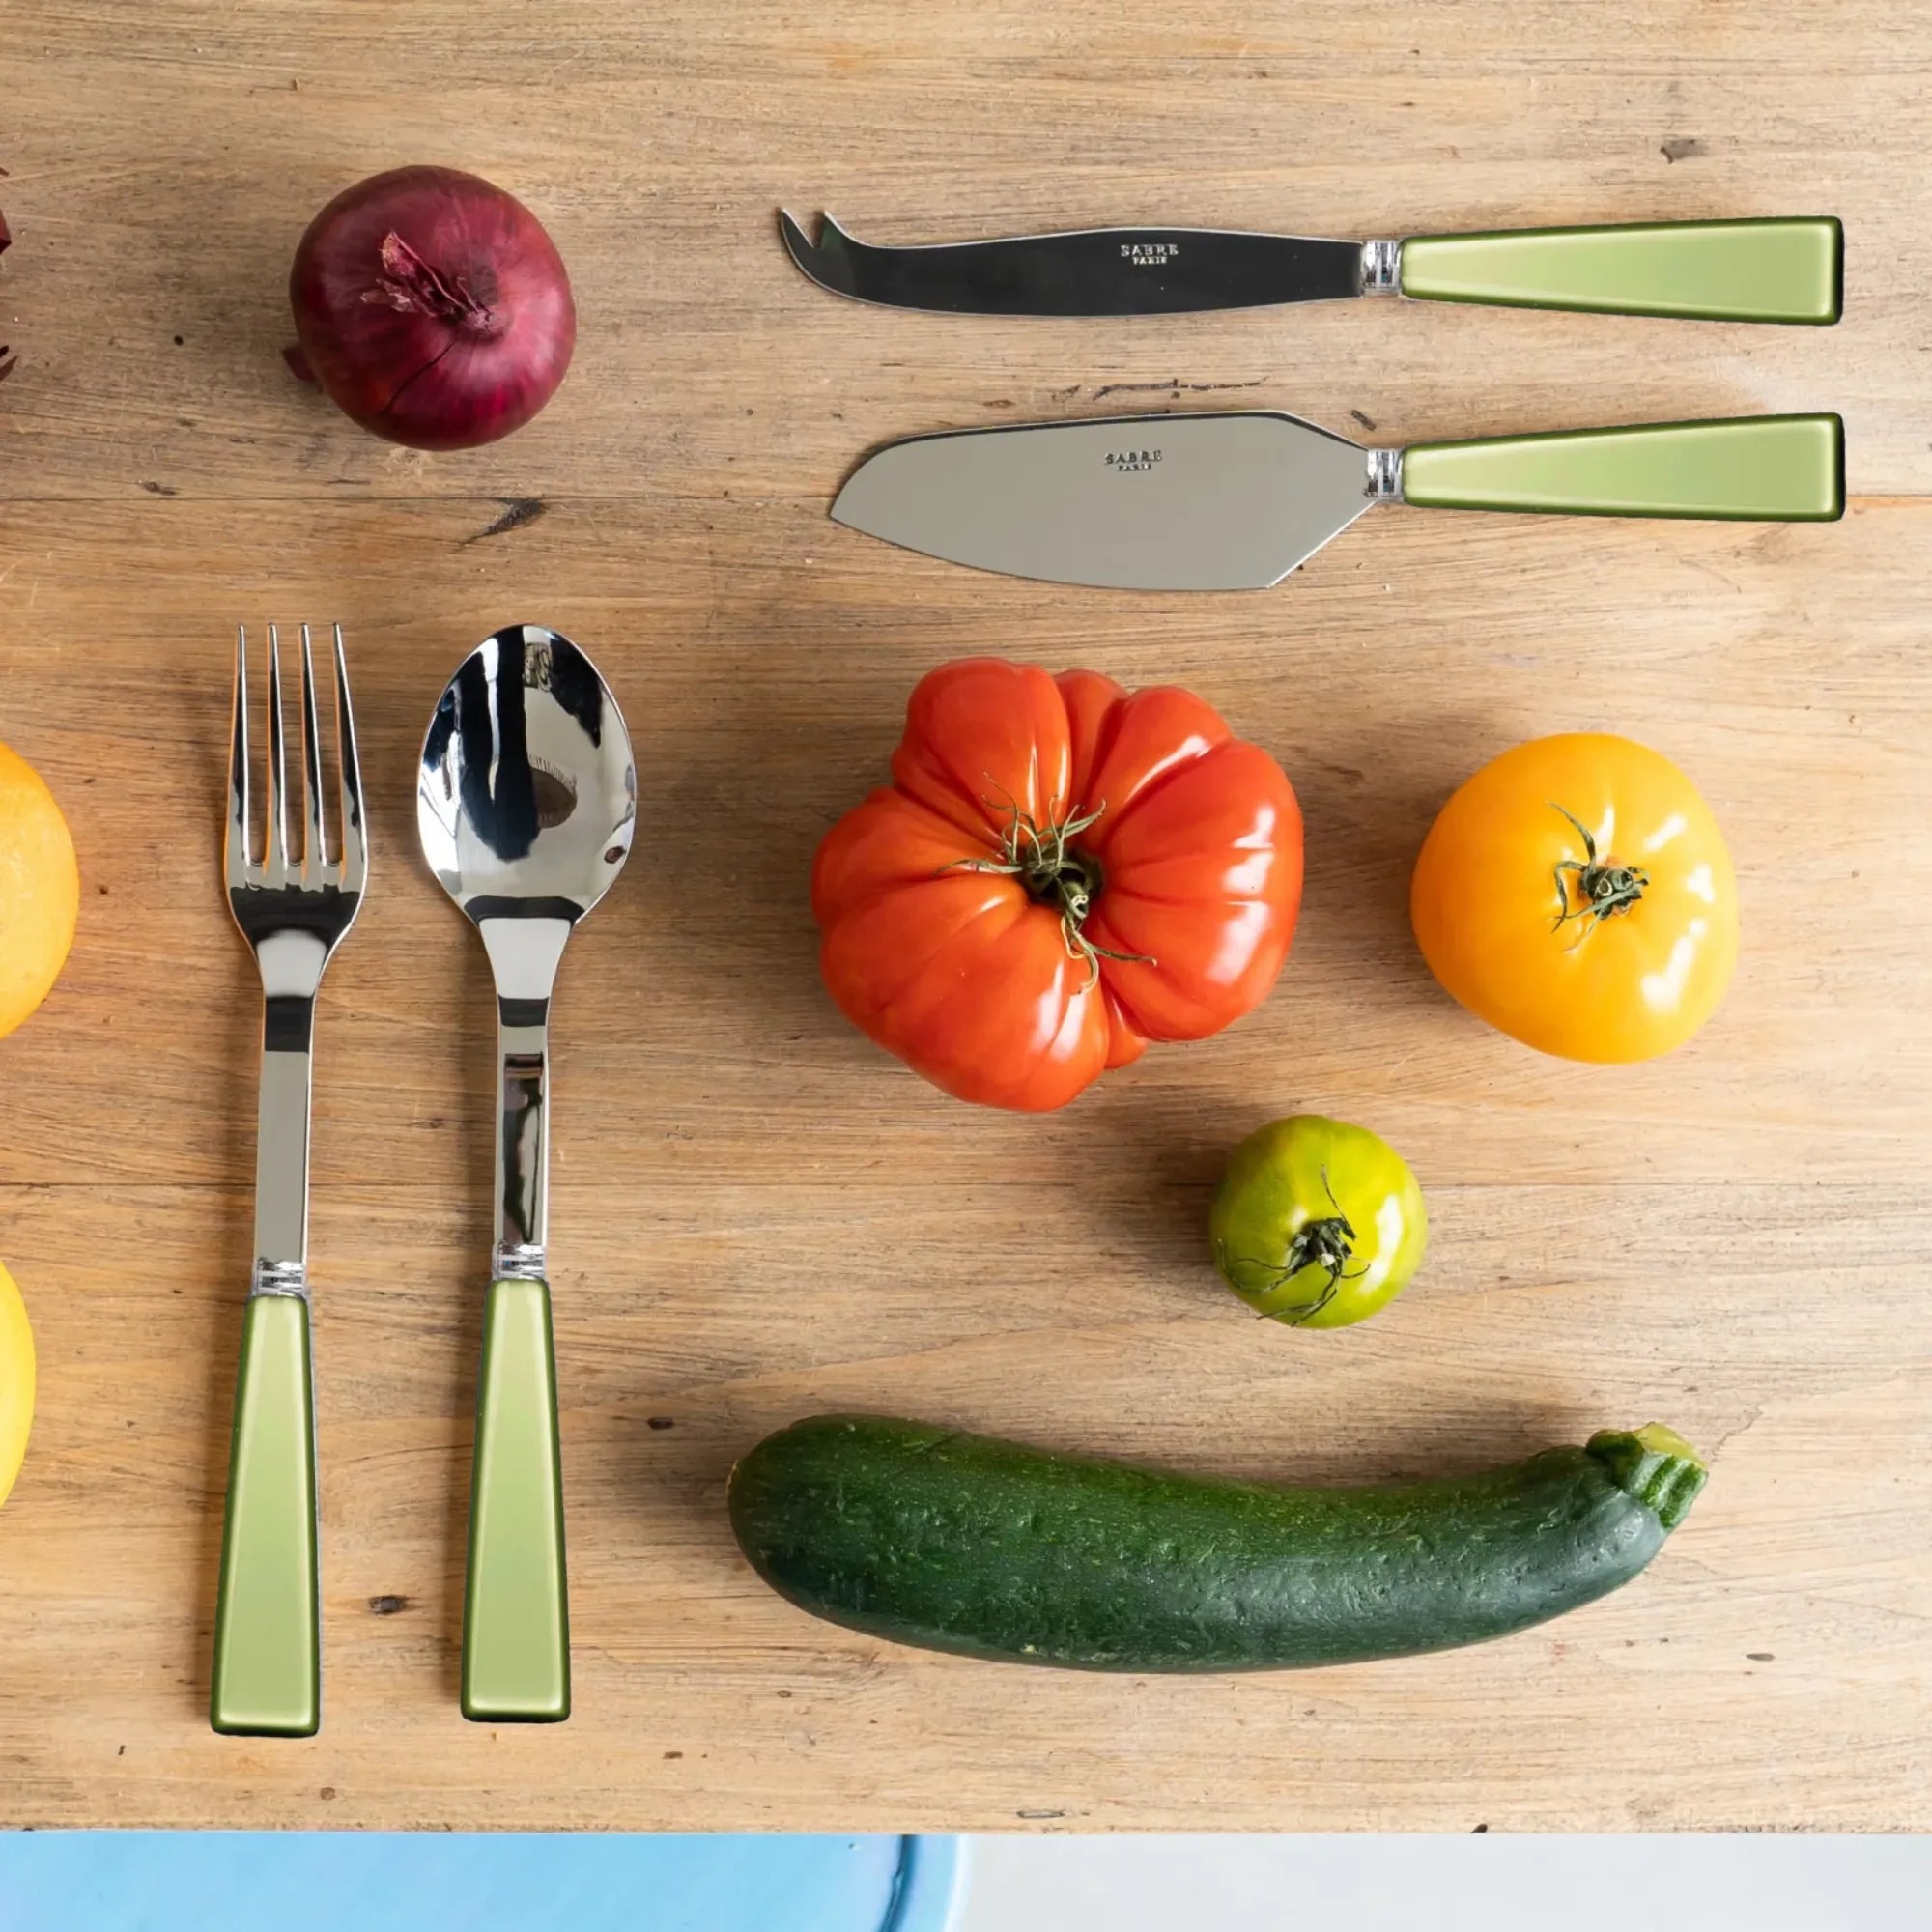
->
[1210,1115,1428,1329]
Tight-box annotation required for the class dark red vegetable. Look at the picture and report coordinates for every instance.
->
[287,166,574,450]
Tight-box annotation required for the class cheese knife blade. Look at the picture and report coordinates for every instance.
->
[781,211,1362,316]
[830,412,1844,591]
[782,212,1843,325]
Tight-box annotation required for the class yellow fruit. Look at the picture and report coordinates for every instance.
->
[0,1263,34,1511]
[0,741,79,1040]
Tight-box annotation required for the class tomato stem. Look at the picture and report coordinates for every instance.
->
[1549,802,1649,935]
[1215,1169,1363,1326]
[948,794,1154,989]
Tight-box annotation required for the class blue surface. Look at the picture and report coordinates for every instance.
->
[0,1833,965,1932]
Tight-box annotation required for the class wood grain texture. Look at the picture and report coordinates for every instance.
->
[1,0,1928,1832]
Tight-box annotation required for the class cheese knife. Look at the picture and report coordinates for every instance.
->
[830,410,1844,591]
[781,212,1842,325]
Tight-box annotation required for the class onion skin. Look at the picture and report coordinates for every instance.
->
[289,166,574,451]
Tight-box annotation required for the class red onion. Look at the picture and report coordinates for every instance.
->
[288,166,574,450]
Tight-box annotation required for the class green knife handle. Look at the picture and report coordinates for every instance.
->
[1403,413,1844,521]
[211,1293,320,1738]
[462,1277,570,1722]
[1401,218,1842,323]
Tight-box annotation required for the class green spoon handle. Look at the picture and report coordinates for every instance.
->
[462,1275,571,1722]
[210,1293,320,1737]
[1399,217,1841,323]
[1401,413,1844,521]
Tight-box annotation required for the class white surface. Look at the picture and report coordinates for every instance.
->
[956,1835,1931,1931]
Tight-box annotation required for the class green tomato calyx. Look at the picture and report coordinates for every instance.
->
[1549,802,1649,936]
[1219,1169,1363,1326]
[949,793,1154,990]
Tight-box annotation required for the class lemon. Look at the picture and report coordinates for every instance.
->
[0,1263,34,1510]
[0,740,79,1040]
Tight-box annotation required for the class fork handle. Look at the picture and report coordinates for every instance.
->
[462,1276,570,1722]
[211,1293,320,1736]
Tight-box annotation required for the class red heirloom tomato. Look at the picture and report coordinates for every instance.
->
[812,658,1303,1110]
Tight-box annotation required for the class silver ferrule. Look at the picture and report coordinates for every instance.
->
[493,1240,548,1283]
[1361,238,1402,294]
[1366,446,1404,501]
[251,1257,309,1298]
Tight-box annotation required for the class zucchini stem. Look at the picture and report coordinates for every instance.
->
[1587,1424,1708,1529]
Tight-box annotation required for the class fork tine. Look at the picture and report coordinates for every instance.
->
[298,625,327,880]
[332,625,367,894]
[227,626,253,881]
[265,625,290,885]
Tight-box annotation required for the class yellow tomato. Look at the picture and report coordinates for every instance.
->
[1411,734,1737,1063]
[0,742,79,1041]
[0,1262,35,1511]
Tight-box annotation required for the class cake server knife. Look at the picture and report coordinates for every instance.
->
[781,212,1842,325]
[831,410,1844,591]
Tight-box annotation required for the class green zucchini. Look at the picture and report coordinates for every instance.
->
[728,1414,1706,1671]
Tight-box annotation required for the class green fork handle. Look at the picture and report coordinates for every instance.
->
[1402,413,1844,522]
[211,1293,320,1738]
[1401,217,1842,324]
[462,1277,571,1722]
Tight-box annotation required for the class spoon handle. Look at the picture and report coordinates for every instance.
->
[462,1275,570,1722]
[464,919,573,1719]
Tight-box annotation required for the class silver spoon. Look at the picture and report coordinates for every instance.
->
[417,623,636,1723]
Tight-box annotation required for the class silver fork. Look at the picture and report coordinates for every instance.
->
[210,623,367,1739]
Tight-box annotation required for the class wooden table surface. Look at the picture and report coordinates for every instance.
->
[3,0,1928,1833]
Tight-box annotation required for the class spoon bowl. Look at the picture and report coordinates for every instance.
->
[417,623,636,921]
